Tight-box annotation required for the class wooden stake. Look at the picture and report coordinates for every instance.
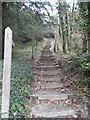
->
[1,27,12,118]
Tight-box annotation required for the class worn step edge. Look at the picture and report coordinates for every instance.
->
[34,65,60,69]
[30,109,77,118]
[30,93,76,100]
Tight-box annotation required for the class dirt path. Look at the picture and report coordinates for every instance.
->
[30,40,88,119]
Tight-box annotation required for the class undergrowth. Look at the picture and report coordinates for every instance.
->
[74,54,90,101]
[57,51,90,102]
[9,39,47,118]
[9,59,33,118]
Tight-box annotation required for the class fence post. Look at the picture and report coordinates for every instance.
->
[1,27,12,118]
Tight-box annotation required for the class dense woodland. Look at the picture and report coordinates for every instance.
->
[1,1,90,58]
[0,0,90,119]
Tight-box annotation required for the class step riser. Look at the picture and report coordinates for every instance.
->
[40,63,59,66]
[30,110,76,118]
[34,68,59,71]
[39,60,58,64]
[39,58,57,61]
[34,73,59,76]
[34,71,59,75]
[34,75,61,79]
[34,77,61,82]
[30,95,68,100]
[34,62,59,66]
[34,83,63,89]
[40,55,55,58]
[34,66,59,70]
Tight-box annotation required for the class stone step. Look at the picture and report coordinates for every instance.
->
[30,93,69,100]
[34,65,60,71]
[31,89,75,96]
[39,60,58,65]
[41,51,53,54]
[34,61,58,66]
[34,73,59,77]
[30,92,76,101]
[34,68,61,73]
[34,75,63,82]
[40,62,59,66]
[30,104,78,118]
[34,70,59,76]
[34,82,63,89]
[39,58,57,62]
[39,58,56,62]
[31,110,75,118]
[40,55,56,60]
[41,53,56,57]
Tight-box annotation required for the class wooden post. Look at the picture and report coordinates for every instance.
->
[1,27,12,118]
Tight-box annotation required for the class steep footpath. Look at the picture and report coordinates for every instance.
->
[30,40,88,119]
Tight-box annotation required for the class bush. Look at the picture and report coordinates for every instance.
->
[78,54,90,75]
[75,54,90,98]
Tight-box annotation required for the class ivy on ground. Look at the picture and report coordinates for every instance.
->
[75,54,90,98]
[9,59,33,118]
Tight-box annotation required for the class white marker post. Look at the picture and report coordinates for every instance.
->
[2,27,12,118]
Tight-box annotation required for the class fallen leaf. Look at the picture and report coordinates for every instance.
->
[73,114,78,118]
[65,99,71,104]
[61,89,65,92]
[73,104,81,109]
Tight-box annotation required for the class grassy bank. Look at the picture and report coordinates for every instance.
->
[0,39,47,118]
[9,39,47,118]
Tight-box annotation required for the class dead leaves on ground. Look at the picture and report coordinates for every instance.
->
[65,98,81,109]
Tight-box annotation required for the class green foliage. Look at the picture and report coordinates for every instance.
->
[75,77,89,97]
[9,59,33,118]
[78,2,88,32]
[75,54,90,98]
[12,39,47,59]
[78,54,90,74]
[81,62,90,73]
[2,2,48,43]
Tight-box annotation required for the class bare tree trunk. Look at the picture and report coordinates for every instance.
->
[53,25,60,52]
[65,11,70,51]
[61,16,67,54]
[32,45,34,59]
[69,0,74,51]
[82,34,87,53]
[59,24,61,38]
[58,1,67,54]
[36,41,37,51]
[54,40,56,52]
[69,12,73,51]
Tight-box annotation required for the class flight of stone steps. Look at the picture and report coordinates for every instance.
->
[30,41,88,119]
